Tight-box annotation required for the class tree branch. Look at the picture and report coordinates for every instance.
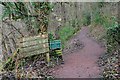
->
[2,20,24,37]
[1,2,40,18]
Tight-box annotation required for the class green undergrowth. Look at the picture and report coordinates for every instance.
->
[91,8,119,53]
[59,27,74,43]
[91,9,119,78]
[58,20,80,49]
[87,3,119,78]
[81,11,91,26]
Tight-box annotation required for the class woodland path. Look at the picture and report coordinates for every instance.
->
[51,27,105,78]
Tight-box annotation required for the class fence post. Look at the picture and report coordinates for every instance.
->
[46,52,50,66]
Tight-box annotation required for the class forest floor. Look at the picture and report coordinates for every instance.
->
[50,27,106,78]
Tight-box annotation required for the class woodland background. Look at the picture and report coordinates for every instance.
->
[0,2,119,78]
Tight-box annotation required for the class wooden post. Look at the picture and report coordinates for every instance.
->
[0,25,3,72]
[15,37,22,78]
[46,52,50,66]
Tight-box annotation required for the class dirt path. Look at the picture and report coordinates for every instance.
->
[51,27,105,78]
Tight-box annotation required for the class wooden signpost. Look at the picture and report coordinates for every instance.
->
[49,40,61,50]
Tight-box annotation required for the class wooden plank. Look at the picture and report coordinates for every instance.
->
[19,39,48,48]
[19,34,48,42]
[19,43,49,53]
[17,33,49,58]
[18,48,49,58]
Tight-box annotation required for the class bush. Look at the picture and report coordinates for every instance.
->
[92,13,119,53]
[107,24,120,53]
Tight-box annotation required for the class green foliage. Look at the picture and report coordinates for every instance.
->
[91,3,107,26]
[59,26,75,48]
[106,23,120,53]
[3,57,15,71]
[82,11,91,26]
[48,33,55,41]
[57,19,80,49]
[91,3,119,54]
[70,19,80,28]
[90,3,119,78]
[93,13,103,25]
[93,13,119,53]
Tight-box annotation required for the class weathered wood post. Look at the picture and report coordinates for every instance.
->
[46,52,50,66]
[41,33,50,66]
[0,4,3,72]
[0,32,3,72]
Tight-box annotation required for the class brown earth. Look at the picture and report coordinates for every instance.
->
[50,27,105,78]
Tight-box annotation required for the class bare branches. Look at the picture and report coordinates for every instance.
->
[2,20,24,37]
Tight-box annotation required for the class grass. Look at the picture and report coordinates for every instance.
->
[58,19,81,49]
[59,26,78,49]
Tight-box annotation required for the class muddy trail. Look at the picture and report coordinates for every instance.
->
[50,27,105,78]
